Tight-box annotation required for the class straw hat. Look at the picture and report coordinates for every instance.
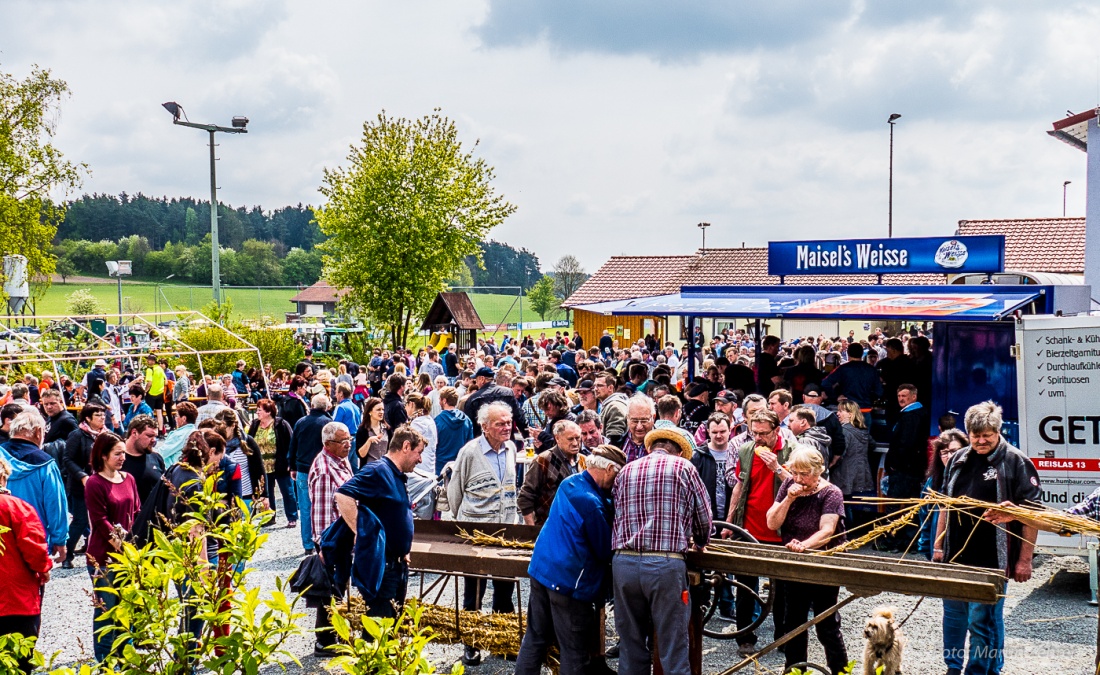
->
[644,428,693,460]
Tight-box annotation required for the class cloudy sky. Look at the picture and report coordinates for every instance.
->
[3,1,1098,271]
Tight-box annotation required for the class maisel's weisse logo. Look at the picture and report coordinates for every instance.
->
[934,239,969,269]
[767,235,1004,277]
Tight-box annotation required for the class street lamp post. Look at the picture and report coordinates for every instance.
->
[106,260,132,328]
[1064,180,1072,217]
[162,102,248,305]
[888,113,901,238]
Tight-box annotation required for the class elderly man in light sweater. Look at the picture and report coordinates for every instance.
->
[447,400,518,666]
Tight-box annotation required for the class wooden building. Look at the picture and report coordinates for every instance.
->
[289,282,344,317]
[420,292,485,354]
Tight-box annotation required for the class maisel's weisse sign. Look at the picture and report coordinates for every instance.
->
[767,235,1005,277]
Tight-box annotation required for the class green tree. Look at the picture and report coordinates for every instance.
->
[238,239,283,286]
[318,110,515,347]
[55,256,76,283]
[66,288,101,315]
[282,247,322,286]
[0,64,88,301]
[526,275,559,320]
[445,260,474,289]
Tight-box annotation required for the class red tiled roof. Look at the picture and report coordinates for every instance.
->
[562,255,695,306]
[289,281,344,304]
[566,248,944,306]
[956,218,1085,274]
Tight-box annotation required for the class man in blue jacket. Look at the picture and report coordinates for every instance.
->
[514,444,626,675]
[0,410,68,559]
[289,394,332,554]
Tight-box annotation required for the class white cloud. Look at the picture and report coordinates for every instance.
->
[1,0,1096,272]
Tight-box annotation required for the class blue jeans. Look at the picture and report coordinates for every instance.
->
[612,552,691,675]
[295,472,313,550]
[266,473,298,522]
[943,596,1006,675]
[88,564,124,662]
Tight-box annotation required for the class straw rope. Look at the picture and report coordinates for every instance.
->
[455,527,536,550]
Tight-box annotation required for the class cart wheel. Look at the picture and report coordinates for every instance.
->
[785,662,831,674]
[700,521,775,641]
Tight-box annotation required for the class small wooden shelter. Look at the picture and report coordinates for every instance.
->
[420,292,484,353]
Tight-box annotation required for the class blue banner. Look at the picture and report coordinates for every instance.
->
[767,235,1004,276]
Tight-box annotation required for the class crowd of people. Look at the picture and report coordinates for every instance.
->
[0,325,1057,675]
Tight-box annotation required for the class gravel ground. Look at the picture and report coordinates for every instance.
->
[39,514,1097,674]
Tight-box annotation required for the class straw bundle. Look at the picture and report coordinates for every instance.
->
[419,602,526,657]
[332,598,557,667]
[456,527,535,550]
[819,503,922,555]
[331,594,369,632]
[861,492,1100,538]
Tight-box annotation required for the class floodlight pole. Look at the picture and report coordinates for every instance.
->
[208,130,220,305]
[170,117,247,305]
[888,113,901,238]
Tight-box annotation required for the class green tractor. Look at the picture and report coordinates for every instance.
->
[312,325,368,367]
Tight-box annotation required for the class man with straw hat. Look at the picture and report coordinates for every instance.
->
[515,444,626,675]
[610,427,711,675]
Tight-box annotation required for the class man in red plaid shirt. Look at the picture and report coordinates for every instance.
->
[611,427,711,675]
[307,421,354,654]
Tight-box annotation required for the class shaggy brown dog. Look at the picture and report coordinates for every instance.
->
[862,606,905,675]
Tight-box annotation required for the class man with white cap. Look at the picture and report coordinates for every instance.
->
[611,427,711,675]
[78,359,109,397]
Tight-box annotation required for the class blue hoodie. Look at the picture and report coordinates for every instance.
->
[433,409,473,475]
[0,438,69,547]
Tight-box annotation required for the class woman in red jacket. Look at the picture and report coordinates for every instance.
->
[0,456,53,674]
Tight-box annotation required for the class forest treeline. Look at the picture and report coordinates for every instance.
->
[54,193,545,289]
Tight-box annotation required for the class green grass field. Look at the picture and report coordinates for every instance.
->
[25,280,566,326]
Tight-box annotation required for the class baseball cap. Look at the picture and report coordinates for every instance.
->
[591,444,627,468]
[577,379,594,391]
[474,367,495,379]
[714,390,739,404]
[550,377,569,387]
[803,384,823,397]
[94,359,108,367]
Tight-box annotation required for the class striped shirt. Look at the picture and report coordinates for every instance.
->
[308,449,354,545]
[612,451,712,553]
